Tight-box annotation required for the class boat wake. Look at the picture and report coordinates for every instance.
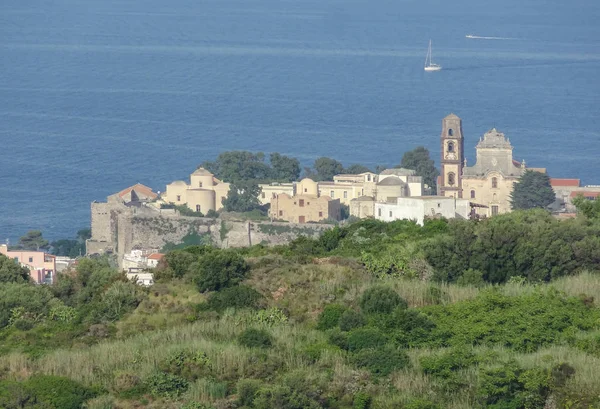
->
[465,34,517,40]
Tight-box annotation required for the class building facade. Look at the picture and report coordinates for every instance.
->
[438,114,530,217]
[374,197,471,226]
[0,244,56,284]
[269,179,341,223]
[164,168,230,213]
[551,178,600,212]
[258,183,296,205]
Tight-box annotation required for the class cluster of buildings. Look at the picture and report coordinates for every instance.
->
[151,113,598,226]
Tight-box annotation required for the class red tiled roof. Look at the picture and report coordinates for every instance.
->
[551,178,580,187]
[117,183,158,199]
[147,253,164,260]
[570,191,600,198]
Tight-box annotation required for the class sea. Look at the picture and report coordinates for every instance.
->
[1,0,599,243]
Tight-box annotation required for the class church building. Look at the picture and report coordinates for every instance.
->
[438,114,531,217]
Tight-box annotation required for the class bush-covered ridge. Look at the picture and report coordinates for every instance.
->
[0,208,599,408]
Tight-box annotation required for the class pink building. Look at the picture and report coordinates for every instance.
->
[0,244,56,284]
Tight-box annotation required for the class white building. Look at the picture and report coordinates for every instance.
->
[375,196,471,225]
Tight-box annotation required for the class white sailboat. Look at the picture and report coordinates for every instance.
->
[424,39,441,71]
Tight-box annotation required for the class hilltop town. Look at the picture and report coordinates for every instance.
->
[82,114,600,270]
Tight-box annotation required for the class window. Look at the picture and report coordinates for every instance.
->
[279,210,283,216]
[378,208,382,217]
[272,193,277,198]
[196,205,201,212]
[199,182,203,187]
[29,257,33,263]
[437,203,441,208]
[447,141,454,152]
[389,211,393,217]
[493,193,497,201]
[304,188,307,193]
[492,177,498,188]
[343,191,348,199]
[330,191,334,198]
[261,192,265,199]
[448,128,454,136]
[471,190,475,199]
[492,205,499,216]
[176,195,181,201]
[299,199,305,207]
[319,211,323,217]
[367,175,371,181]
[307,202,310,205]
[361,189,364,196]
[447,172,455,186]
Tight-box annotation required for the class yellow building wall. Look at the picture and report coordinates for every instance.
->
[463,173,516,217]
[165,182,188,204]
[185,189,216,213]
[259,184,295,205]
[270,194,340,223]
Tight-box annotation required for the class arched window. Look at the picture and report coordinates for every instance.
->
[447,141,454,153]
[448,128,454,136]
[470,190,475,199]
[196,205,201,212]
[448,173,455,186]
[493,193,497,201]
[492,177,498,189]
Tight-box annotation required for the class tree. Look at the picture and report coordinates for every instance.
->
[270,153,301,182]
[18,230,49,251]
[192,251,250,292]
[0,254,30,283]
[398,147,439,193]
[313,157,344,181]
[573,194,600,219]
[51,228,91,258]
[510,171,555,210]
[344,164,372,174]
[222,182,262,212]
[201,151,271,183]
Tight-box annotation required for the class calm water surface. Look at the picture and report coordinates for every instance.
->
[1,0,599,241]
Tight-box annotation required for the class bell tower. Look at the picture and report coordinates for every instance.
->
[439,113,464,198]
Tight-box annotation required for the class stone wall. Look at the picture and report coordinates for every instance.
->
[87,199,332,256]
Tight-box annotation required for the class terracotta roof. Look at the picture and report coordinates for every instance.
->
[147,253,164,260]
[117,183,158,199]
[570,191,600,199]
[551,178,580,187]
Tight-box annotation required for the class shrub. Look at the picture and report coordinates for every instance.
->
[0,375,96,409]
[420,348,479,379]
[207,285,262,311]
[205,209,219,218]
[353,391,372,409]
[192,251,250,292]
[405,399,441,409]
[99,281,146,321]
[145,371,189,398]
[238,328,273,349]
[328,328,349,350]
[339,310,367,332]
[164,250,198,278]
[0,254,30,283]
[347,328,387,351]
[352,345,410,376]
[253,385,321,409]
[237,378,262,406]
[161,350,211,380]
[359,286,406,314]
[316,304,347,330]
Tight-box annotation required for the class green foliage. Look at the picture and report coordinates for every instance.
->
[17,230,49,250]
[192,251,250,292]
[270,152,301,182]
[573,194,600,219]
[353,391,372,409]
[222,181,263,212]
[420,348,479,379]
[145,371,189,398]
[352,345,410,376]
[98,281,146,321]
[201,151,271,183]
[175,204,204,217]
[359,286,407,314]
[252,384,321,409]
[161,350,211,381]
[312,157,344,181]
[237,378,262,406]
[163,249,200,279]
[338,309,367,331]
[404,399,441,409]
[0,254,31,283]
[0,375,95,409]
[347,327,387,351]
[238,328,273,349]
[422,289,599,352]
[206,209,219,218]
[50,228,90,257]
[316,303,347,330]
[398,146,439,192]
[344,164,372,174]
[0,283,54,328]
[206,285,263,311]
[423,211,600,283]
[510,170,556,210]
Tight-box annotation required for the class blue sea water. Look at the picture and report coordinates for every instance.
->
[1,0,599,242]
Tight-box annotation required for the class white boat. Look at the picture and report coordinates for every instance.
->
[424,39,441,71]
[466,34,475,39]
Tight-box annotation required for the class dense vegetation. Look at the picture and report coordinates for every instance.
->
[0,207,599,408]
